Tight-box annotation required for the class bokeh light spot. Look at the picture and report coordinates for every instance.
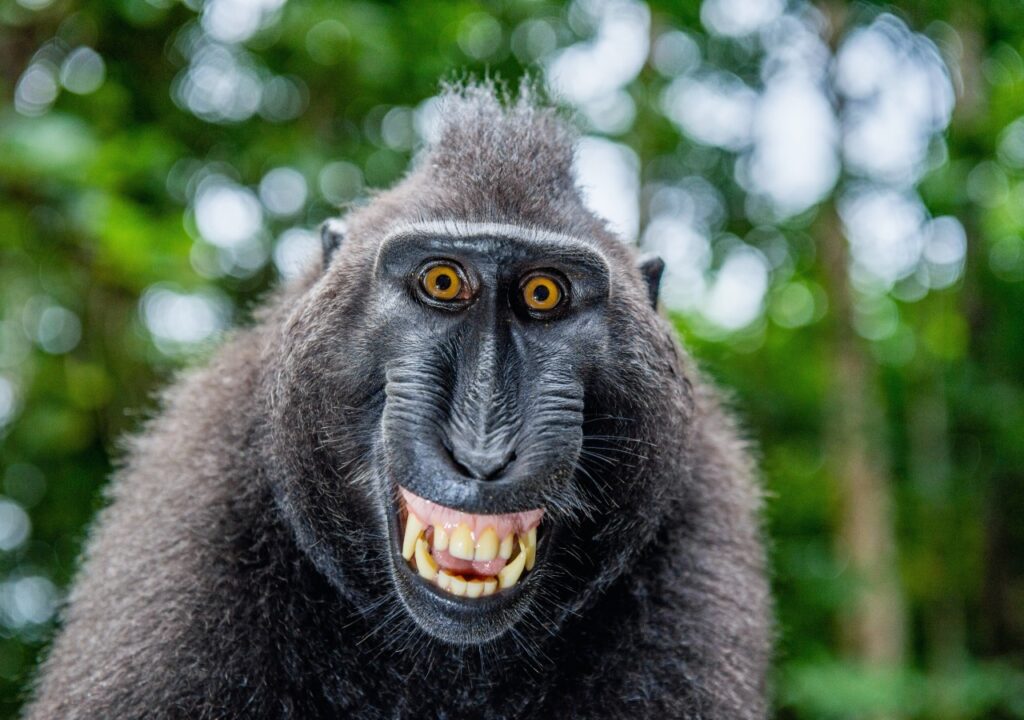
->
[14,63,59,117]
[0,501,30,553]
[574,136,640,242]
[194,177,264,249]
[273,228,320,280]
[59,47,105,95]
[259,167,308,218]
[140,285,231,354]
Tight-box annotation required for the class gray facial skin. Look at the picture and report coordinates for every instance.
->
[25,84,771,720]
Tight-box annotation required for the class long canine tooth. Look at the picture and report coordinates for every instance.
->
[499,533,514,560]
[498,540,528,589]
[414,539,437,581]
[524,527,537,571]
[465,579,484,598]
[433,526,449,552]
[482,578,497,596]
[449,524,475,561]
[402,514,425,561]
[475,528,498,562]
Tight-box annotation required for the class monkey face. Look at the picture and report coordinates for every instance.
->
[368,223,609,642]
[270,220,674,646]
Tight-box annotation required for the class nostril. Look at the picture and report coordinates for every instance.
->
[444,445,475,479]
[485,449,515,481]
[446,445,516,481]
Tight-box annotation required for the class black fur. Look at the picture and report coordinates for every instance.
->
[25,83,771,719]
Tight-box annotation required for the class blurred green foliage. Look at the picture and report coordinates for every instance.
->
[1,0,1023,718]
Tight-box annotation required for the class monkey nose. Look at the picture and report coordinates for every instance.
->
[446,445,516,482]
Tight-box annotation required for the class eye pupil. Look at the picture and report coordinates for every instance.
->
[420,263,464,302]
[522,275,563,312]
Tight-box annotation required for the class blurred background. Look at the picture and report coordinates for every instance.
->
[0,0,1022,716]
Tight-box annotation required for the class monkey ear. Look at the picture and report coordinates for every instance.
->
[320,218,346,269]
[636,253,665,309]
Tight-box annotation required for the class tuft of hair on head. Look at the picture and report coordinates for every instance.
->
[411,79,588,226]
[429,79,576,170]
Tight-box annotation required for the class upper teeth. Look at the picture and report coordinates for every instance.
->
[475,527,499,561]
[401,511,540,598]
[434,526,449,551]
[499,533,513,559]
[401,514,425,561]
[448,524,475,560]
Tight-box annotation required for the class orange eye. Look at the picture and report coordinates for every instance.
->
[421,263,464,301]
[522,274,563,312]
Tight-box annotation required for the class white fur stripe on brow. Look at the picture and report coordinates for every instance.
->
[382,220,609,263]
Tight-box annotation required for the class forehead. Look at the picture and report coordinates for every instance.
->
[375,221,610,274]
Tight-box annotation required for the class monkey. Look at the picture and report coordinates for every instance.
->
[24,83,770,719]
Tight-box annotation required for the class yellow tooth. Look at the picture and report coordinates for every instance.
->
[414,539,437,581]
[447,573,467,597]
[465,579,484,598]
[433,526,449,552]
[498,540,527,589]
[436,570,452,591]
[475,527,499,562]
[499,533,513,560]
[402,514,425,561]
[524,527,537,571]
[482,578,497,596]
[449,524,475,561]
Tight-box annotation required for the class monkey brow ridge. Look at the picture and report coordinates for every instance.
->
[378,220,610,266]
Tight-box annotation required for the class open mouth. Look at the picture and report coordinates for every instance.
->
[399,487,543,598]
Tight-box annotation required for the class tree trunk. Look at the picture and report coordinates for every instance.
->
[819,203,908,673]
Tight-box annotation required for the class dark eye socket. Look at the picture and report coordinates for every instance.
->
[519,271,568,314]
[418,261,472,304]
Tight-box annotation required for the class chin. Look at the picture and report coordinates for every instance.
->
[384,484,555,645]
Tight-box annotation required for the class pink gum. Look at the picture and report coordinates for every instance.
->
[399,487,544,540]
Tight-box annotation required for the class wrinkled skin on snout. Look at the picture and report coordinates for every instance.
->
[267,223,679,646]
